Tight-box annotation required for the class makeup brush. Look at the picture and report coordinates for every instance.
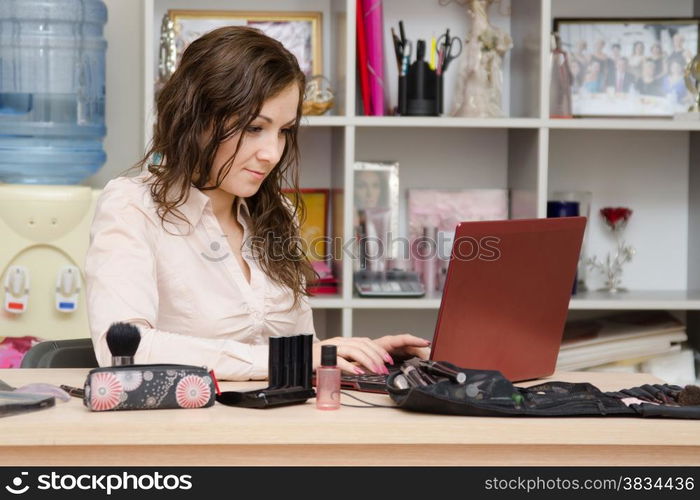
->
[678,385,700,406]
[106,322,141,366]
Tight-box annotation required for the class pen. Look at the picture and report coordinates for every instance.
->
[401,43,410,76]
[390,27,403,71]
[398,20,406,48]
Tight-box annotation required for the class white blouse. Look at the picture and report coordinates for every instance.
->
[85,174,316,380]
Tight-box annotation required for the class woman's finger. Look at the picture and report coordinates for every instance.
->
[402,346,431,360]
[337,357,363,375]
[337,343,386,374]
[376,333,431,352]
[358,337,394,366]
[396,333,432,346]
[348,338,389,372]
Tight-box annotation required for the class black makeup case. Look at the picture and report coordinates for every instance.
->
[215,334,315,409]
[386,362,700,419]
[83,364,216,411]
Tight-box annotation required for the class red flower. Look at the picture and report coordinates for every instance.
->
[600,207,632,230]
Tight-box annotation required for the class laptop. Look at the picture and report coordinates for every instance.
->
[341,216,586,392]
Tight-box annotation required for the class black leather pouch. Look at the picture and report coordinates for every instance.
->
[386,361,700,419]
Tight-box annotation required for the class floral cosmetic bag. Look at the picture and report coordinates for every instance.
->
[84,364,217,411]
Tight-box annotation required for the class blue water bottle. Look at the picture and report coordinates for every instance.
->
[0,0,108,184]
[547,200,580,295]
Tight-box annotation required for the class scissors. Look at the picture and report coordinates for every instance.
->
[437,29,462,74]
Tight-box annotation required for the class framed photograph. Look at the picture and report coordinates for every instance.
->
[353,162,399,271]
[168,10,323,77]
[283,189,329,262]
[554,18,700,117]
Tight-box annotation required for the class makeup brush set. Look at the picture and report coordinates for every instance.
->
[386,361,700,419]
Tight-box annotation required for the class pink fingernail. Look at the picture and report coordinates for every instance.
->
[354,367,365,375]
[382,366,390,375]
[383,354,394,365]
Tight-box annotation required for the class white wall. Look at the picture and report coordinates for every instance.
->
[549,130,689,291]
[84,0,144,189]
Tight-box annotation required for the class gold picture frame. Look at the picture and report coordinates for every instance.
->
[283,189,330,262]
[168,10,323,77]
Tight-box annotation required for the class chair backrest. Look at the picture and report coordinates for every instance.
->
[18,341,57,368]
[20,338,98,368]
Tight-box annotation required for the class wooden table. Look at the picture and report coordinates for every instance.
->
[1,369,698,466]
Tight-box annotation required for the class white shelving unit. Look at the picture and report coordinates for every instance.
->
[144,0,700,348]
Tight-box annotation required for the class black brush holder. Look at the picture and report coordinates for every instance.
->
[216,334,315,409]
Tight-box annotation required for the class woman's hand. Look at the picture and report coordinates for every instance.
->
[312,334,431,375]
[374,333,431,362]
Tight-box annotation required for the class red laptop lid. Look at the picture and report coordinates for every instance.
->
[430,217,586,381]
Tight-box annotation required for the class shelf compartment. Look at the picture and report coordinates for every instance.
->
[548,129,689,292]
[358,0,542,119]
[298,126,347,287]
[354,126,540,232]
[145,0,349,148]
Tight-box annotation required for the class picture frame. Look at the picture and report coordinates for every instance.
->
[168,10,323,77]
[554,18,700,117]
[283,188,330,262]
[353,161,400,271]
[407,188,509,290]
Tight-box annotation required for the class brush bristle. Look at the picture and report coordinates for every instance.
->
[678,385,700,406]
[106,322,141,357]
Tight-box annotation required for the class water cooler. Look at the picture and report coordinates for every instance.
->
[0,0,108,341]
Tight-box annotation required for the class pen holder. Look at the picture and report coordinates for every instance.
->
[216,334,316,409]
[399,62,441,116]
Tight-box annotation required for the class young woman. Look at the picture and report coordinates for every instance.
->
[628,41,645,79]
[86,26,429,380]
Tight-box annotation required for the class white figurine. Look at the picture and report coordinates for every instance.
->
[452,0,513,117]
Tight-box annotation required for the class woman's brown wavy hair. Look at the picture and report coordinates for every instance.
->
[134,26,314,306]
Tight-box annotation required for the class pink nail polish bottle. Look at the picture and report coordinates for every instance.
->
[316,345,341,410]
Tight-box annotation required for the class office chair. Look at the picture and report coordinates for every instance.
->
[20,338,98,368]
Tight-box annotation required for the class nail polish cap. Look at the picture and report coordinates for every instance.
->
[321,345,337,367]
